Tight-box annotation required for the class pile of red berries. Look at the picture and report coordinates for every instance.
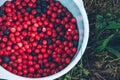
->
[0,0,79,78]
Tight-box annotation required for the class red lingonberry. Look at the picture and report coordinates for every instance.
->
[43,53,48,59]
[29,67,35,73]
[65,58,71,64]
[72,47,77,53]
[28,61,33,66]
[23,69,28,75]
[13,69,17,74]
[17,58,22,63]
[71,18,76,23]
[34,64,39,69]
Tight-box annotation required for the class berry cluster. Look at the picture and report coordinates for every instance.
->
[0,0,79,78]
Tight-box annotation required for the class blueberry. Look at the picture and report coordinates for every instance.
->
[61,12,66,17]
[34,70,38,74]
[22,28,28,32]
[53,23,59,29]
[36,6,42,14]
[61,26,67,32]
[48,55,53,62]
[37,27,42,33]
[24,36,30,41]
[36,8,41,13]
[25,7,31,12]
[42,7,47,13]
[11,44,15,48]
[55,62,60,68]
[56,24,67,32]
[37,5,42,9]
[46,15,51,21]
[38,39,42,44]
[36,13,41,17]
[56,35,61,40]
[59,24,64,28]
[57,12,66,19]
[40,63,45,69]
[3,29,10,36]
[47,38,53,45]
[56,35,65,41]
[41,1,48,7]
[57,13,62,19]
[54,23,64,29]
[36,0,42,5]
[31,51,37,56]
[2,56,10,63]
[0,10,4,16]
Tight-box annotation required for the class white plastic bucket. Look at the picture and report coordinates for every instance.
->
[0,0,89,80]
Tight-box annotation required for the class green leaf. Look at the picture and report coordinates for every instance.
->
[97,15,104,22]
[106,13,112,18]
[106,47,120,58]
[83,69,90,76]
[96,45,106,52]
[102,34,114,46]
[106,22,120,29]
[65,73,71,79]
[63,78,68,80]
[95,22,106,29]
[96,34,114,51]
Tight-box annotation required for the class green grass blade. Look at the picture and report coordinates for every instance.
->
[106,22,120,29]
[97,15,104,22]
[102,34,114,47]
[106,47,120,58]
[96,34,114,51]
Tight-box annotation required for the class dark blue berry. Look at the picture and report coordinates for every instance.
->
[0,10,4,16]
[42,7,47,13]
[37,27,42,33]
[55,62,60,68]
[2,56,10,63]
[57,13,61,19]
[36,0,42,5]
[36,6,42,14]
[56,35,65,41]
[41,1,48,7]
[31,51,37,56]
[61,12,66,17]
[40,63,45,69]
[56,35,61,40]
[38,39,42,44]
[36,8,42,13]
[35,13,41,17]
[25,7,31,12]
[46,15,51,21]
[57,12,66,20]
[24,36,30,41]
[11,44,15,48]
[3,29,10,36]
[34,70,38,74]
[22,28,28,32]
[47,38,53,45]
[61,26,67,32]
[53,23,59,29]
[48,55,53,62]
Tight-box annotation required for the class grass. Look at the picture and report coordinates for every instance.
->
[58,0,120,80]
